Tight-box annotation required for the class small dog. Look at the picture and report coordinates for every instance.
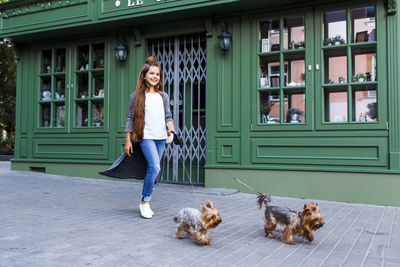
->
[173,200,222,245]
[257,194,324,245]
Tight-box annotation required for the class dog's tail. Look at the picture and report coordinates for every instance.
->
[257,193,271,209]
[173,216,178,223]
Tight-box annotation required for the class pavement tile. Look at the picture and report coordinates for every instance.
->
[1,161,400,266]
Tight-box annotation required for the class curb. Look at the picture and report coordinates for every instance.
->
[0,155,13,161]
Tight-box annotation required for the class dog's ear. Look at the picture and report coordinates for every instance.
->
[303,204,310,214]
[206,200,214,209]
[201,203,207,212]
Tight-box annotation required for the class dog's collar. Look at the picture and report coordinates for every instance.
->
[297,212,303,226]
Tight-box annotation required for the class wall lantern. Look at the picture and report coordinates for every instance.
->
[218,23,232,52]
[115,40,130,63]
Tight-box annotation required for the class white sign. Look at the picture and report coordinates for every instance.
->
[115,0,164,8]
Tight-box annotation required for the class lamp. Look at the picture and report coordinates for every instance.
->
[218,23,232,52]
[115,40,130,63]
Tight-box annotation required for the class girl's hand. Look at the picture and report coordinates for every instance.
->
[125,141,133,157]
[167,128,175,136]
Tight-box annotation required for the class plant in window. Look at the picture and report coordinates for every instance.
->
[92,119,103,127]
[353,73,366,82]
[332,35,345,45]
[323,37,333,46]
[260,96,276,123]
[286,108,304,123]
[294,41,305,49]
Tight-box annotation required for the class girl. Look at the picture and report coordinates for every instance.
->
[125,56,175,219]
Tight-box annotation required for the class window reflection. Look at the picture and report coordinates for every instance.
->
[284,53,305,86]
[260,91,280,124]
[54,104,65,128]
[284,89,305,123]
[324,10,347,45]
[260,20,280,53]
[324,48,347,84]
[351,6,376,43]
[352,85,377,122]
[352,46,376,82]
[284,17,305,50]
[324,87,348,122]
[260,54,280,88]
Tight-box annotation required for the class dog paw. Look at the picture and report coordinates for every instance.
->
[267,233,276,239]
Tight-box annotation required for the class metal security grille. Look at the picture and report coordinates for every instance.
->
[149,34,207,184]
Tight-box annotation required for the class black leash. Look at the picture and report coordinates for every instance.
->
[232,177,300,214]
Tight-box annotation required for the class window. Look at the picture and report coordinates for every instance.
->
[39,48,66,128]
[38,41,106,130]
[74,43,105,128]
[323,6,377,123]
[258,16,306,125]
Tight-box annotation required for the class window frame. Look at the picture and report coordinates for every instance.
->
[251,9,314,132]
[35,37,110,134]
[35,44,70,133]
[315,1,386,130]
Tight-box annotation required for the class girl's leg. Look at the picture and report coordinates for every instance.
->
[140,139,163,202]
[154,139,166,162]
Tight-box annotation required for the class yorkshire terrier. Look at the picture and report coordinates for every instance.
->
[257,194,324,245]
[173,200,222,245]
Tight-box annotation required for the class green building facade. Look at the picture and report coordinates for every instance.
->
[1,0,400,205]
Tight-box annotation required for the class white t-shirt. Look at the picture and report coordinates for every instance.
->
[143,92,168,140]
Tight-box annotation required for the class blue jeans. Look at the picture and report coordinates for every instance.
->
[140,139,166,201]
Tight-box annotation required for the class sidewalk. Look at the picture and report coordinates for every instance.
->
[0,161,399,267]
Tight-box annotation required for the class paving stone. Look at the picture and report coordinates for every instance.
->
[0,161,399,266]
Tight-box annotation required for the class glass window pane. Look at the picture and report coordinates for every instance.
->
[54,104,65,128]
[284,89,305,123]
[40,103,51,127]
[284,53,305,86]
[352,46,376,82]
[352,84,377,122]
[41,77,52,101]
[284,16,305,50]
[76,102,88,127]
[77,73,89,98]
[41,49,52,74]
[55,48,66,73]
[93,43,105,69]
[93,71,104,98]
[260,19,280,53]
[55,77,65,100]
[324,48,347,84]
[351,6,376,43]
[324,10,347,46]
[260,54,280,88]
[260,90,280,124]
[92,101,104,127]
[78,45,89,70]
[324,87,348,122]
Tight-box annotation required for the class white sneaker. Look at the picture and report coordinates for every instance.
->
[139,203,153,219]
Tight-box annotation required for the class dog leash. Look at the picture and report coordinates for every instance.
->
[231,175,299,214]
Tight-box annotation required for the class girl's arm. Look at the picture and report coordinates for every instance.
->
[125,132,133,156]
[167,120,175,135]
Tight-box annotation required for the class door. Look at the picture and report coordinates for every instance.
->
[149,34,207,184]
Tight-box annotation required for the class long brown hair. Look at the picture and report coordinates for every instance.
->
[131,56,164,142]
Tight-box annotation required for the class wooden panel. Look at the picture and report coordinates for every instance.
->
[99,0,240,19]
[216,19,240,132]
[1,2,89,34]
[251,137,387,166]
[20,138,27,158]
[33,138,108,160]
[216,138,240,163]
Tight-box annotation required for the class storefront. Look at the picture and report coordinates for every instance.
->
[1,0,399,205]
